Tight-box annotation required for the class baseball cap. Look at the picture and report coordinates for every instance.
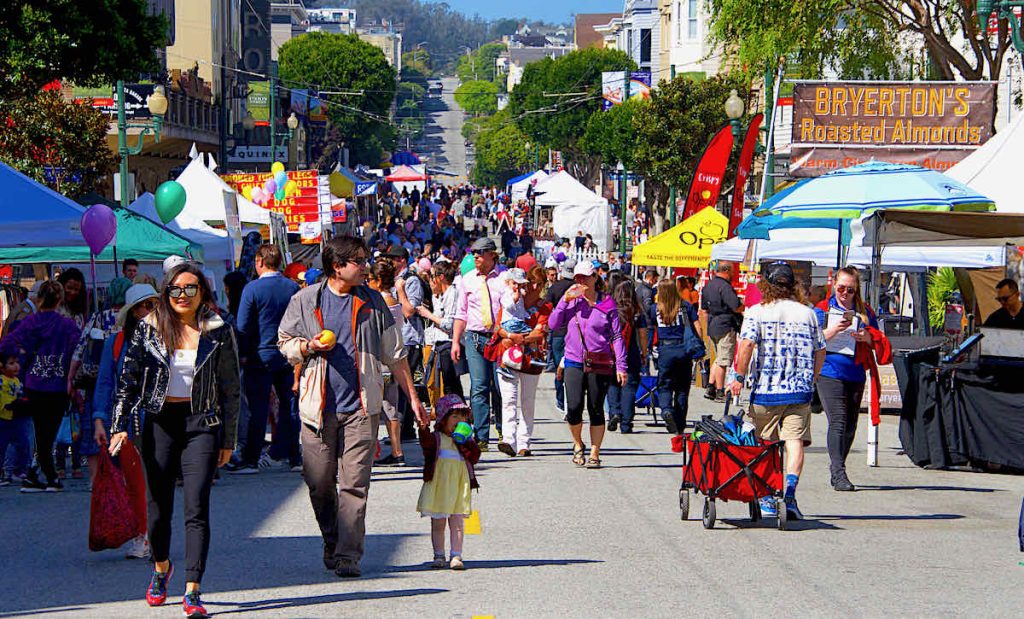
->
[514,253,538,272]
[304,268,324,286]
[383,246,409,261]
[506,268,528,284]
[573,262,595,278]
[470,237,498,253]
[163,255,186,274]
[559,257,577,279]
[764,261,795,286]
[284,261,306,281]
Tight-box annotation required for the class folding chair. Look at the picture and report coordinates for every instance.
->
[635,374,661,427]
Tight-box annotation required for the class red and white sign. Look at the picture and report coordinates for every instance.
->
[222,170,320,231]
[681,124,734,222]
[729,113,763,237]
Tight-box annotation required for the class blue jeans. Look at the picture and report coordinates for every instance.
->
[549,333,566,410]
[656,344,693,430]
[464,331,501,443]
[239,363,300,466]
[0,416,32,476]
[607,371,640,430]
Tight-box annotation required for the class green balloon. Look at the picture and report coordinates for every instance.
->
[155,181,187,224]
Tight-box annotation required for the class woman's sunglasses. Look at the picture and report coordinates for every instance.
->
[166,284,200,299]
[835,285,856,294]
[138,300,157,311]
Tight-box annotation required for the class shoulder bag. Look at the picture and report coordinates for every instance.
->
[677,307,707,360]
[575,307,616,376]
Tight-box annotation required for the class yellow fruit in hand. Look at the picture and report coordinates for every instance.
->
[317,330,336,347]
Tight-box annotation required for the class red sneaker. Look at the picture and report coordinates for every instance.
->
[183,591,210,619]
[145,562,173,606]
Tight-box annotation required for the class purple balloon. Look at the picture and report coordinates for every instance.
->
[81,204,117,255]
[264,179,277,194]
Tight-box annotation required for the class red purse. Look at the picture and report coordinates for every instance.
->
[576,315,616,375]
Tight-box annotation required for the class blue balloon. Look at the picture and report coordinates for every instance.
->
[274,170,288,187]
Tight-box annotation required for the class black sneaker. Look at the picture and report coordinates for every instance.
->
[323,542,337,570]
[497,442,516,457]
[607,415,621,432]
[703,384,718,401]
[45,478,64,492]
[832,472,855,492]
[661,410,681,435]
[226,462,259,475]
[334,559,361,578]
[20,475,47,493]
[374,453,405,467]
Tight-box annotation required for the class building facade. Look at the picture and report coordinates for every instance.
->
[661,0,721,79]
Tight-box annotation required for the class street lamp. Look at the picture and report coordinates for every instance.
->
[287,112,299,130]
[617,161,628,254]
[117,80,167,208]
[725,88,745,142]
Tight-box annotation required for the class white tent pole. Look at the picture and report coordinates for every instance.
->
[867,213,882,467]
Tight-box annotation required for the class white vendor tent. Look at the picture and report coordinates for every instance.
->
[712,224,1006,270]
[946,113,1024,213]
[533,171,611,251]
[129,193,234,265]
[510,170,548,201]
[175,156,273,226]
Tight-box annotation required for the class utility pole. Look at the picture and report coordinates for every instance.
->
[619,71,630,255]
[668,64,677,228]
[270,62,278,165]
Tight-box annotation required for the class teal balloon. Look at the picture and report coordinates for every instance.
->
[274,170,288,187]
[274,187,286,201]
[154,181,187,224]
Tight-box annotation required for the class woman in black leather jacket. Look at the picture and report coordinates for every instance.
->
[109,263,240,619]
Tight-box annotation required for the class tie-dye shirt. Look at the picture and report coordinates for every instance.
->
[740,299,825,406]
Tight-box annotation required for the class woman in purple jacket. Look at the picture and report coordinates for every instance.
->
[0,281,81,492]
[548,262,627,469]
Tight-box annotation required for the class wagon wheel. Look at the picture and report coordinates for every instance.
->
[776,498,788,531]
[748,500,761,522]
[702,498,716,529]
[679,489,690,520]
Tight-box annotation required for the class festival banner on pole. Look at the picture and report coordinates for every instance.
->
[729,113,764,237]
[681,124,734,222]
[629,71,652,102]
[247,81,270,126]
[789,81,996,177]
[221,170,319,231]
[601,72,626,111]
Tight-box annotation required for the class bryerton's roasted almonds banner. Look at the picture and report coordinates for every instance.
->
[789,81,996,177]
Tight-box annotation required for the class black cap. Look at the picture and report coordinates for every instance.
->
[470,237,498,253]
[764,261,795,287]
[383,246,409,261]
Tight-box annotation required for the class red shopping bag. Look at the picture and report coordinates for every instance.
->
[118,441,148,537]
[88,449,138,551]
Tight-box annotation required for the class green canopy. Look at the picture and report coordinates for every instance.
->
[0,205,203,263]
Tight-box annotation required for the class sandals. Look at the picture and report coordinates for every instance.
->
[585,457,602,469]
[572,444,587,466]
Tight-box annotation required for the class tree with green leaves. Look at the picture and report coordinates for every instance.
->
[278,32,397,166]
[0,90,118,196]
[632,73,750,231]
[455,43,507,84]
[508,47,634,185]
[455,80,499,116]
[471,110,531,186]
[580,99,642,171]
[708,0,1012,85]
[0,0,167,100]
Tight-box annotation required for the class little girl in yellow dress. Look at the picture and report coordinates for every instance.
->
[417,394,480,570]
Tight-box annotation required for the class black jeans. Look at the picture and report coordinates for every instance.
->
[430,341,463,398]
[239,362,299,466]
[656,344,693,431]
[143,402,221,584]
[816,376,865,481]
[400,345,424,439]
[606,371,640,430]
[563,365,612,426]
[26,389,69,482]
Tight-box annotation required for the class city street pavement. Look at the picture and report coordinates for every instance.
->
[3,375,1023,618]
[416,76,468,181]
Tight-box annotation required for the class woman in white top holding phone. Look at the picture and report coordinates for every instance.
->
[813,266,878,493]
[109,263,240,619]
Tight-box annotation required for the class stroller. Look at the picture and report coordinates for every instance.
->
[676,394,789,530]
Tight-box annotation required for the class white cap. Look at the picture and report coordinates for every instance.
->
[163,255,186,274]
[506,268,528,284]
[573,261,595,278]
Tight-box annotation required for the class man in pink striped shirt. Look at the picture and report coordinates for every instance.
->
[451,238,505,449]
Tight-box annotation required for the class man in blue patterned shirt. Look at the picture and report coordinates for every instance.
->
[729,262,825,521]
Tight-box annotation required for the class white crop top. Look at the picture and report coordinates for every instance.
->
[167,349,197,398]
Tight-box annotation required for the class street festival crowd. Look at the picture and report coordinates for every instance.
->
[1,180,992,617]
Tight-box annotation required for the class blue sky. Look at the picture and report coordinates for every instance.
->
[440,0,623,24]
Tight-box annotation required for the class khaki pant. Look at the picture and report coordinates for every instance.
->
[301,410,380,562]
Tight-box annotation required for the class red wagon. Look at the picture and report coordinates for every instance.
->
[678,434,788,530]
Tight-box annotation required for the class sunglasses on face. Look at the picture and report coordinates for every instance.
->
[996,294,1015,303]
[835,285,856,294]
[166,284,200,299]
[138,300,157,311]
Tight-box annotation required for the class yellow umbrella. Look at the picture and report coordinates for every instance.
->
[632,206,729,268]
